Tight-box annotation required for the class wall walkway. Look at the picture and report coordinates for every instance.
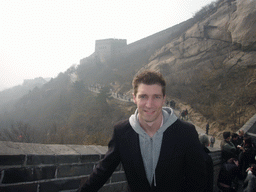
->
[240,113,256,139]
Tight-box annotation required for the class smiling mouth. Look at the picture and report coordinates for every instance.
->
[145,110,155,115]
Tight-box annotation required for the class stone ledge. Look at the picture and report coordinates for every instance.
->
[0,141,107,156]
[0,154,101,167]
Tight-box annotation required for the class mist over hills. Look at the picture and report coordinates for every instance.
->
[0,77,50,106]
[0,0,255,144]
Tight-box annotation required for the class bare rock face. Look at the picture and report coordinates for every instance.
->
[228,0,256,50]
[148,0,256,77]
[145,0,256,132]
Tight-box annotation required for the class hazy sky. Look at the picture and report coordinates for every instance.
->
[1,0,214,90]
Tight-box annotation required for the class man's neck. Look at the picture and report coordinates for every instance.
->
[139,115,163,137]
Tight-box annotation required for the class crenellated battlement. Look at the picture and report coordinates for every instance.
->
[94,38,127,63]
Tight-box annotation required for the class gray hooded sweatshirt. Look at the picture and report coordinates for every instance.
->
[129,107,178,186]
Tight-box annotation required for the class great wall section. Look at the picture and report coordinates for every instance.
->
[79,17,196,67]
[0,141,222,192]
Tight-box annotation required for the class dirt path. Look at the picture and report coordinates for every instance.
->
[172,102,221,151]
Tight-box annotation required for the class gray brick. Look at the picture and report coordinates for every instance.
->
[111,172,127,183]
[27,155,55,165]
[2,167,34,183]
[39,178,81,192]
[34,165,56,180]
[0,155,26,166]
[58,163,94,178]
[56,155,80,164]
[0,183,38,192]
[80,154,100,163]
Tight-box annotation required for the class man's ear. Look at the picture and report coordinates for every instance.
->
[133,93,137,104]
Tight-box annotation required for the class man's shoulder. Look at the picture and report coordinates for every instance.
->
[165,119,197,136]
[114,119,129,127]
[171,119,196,130]
[113,119,137,139]
[114,119,132,132]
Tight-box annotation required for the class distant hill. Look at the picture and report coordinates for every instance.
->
[0,77,50,107]
[0,0,255,144]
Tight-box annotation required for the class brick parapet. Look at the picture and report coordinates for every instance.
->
[0,141,221,192]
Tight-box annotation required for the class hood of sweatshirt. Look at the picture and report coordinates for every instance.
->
[129,107,177,186]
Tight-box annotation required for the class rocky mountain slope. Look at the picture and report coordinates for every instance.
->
[136,0,256,137]
[0,0,255,144]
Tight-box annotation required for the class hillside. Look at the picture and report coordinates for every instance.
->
[0,0,255,144]
[143,0,256,137]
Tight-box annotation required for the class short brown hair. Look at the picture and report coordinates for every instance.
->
[223,132,231,140]
[132,70,166,96]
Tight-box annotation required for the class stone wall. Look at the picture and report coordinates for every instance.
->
[79,17,197,66]
[0,141,127,192]
[0,141,222,192]
[95,38,127,62]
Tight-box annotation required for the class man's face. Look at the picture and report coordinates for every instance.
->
[133,83,166,124]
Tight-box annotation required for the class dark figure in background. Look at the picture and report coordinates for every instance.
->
[238,136,256,179]
[237,130,244,145]
[217,158,241,192]
[199,134,214,192]
[206,122,209,135]
[210,136,215,148]
[231,133,240,156]
[77,70,207,192]
[180,109,188,120]
[243,164,256,192]
[221,132,237,162]
[169,100,176,108]
[231,133,239,148]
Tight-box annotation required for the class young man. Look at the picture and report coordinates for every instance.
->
[199,134,214,192]
[221,132,237,162]
[77,70,206,192]
[237,130,244,145]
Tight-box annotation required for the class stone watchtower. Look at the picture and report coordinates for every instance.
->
[95,38,127,62]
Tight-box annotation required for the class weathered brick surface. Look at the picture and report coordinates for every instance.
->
[56,155,80,164]
[27,155,55,165]
[111,172,127,183]
[39,178,81,192]
[2,166,56,184]
[80,154,100,163]
[0,142,222,191]
[34,166,56,180]
[57,163,94,178]
[0,183,38,192]
[99,182,129,192]
[0,155,26,166]
[2,167,34,183]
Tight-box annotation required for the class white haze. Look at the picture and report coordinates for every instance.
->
[0,0,214,91]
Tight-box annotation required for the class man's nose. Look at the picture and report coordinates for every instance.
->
[145,98,153,107]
